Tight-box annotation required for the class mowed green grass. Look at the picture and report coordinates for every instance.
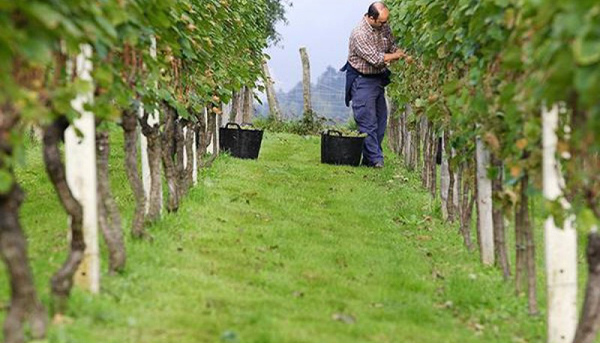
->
[0,130,546,342]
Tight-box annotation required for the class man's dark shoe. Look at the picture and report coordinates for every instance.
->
[373,162,384,169]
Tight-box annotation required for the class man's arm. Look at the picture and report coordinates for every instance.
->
[354,32,405,67]
[386,32,413,63]
[382,24,413,64]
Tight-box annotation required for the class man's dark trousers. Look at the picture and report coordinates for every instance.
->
[351,75,387,166]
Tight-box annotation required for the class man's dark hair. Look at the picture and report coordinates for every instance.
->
[367,2,387,20]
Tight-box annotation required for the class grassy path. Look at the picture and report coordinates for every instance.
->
[2,132,543,342]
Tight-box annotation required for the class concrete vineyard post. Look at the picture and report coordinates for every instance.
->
[476,137,494,266]
[542,104,577,343]
[140,36,163,213]
[65,45,100,293]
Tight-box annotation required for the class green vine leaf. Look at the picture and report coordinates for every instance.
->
[0,170,13,194]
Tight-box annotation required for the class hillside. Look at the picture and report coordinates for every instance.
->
[256,66,353,123]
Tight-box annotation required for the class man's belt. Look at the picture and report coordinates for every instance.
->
[359,71,388,79]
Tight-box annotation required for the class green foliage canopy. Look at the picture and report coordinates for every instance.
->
[386,0,600,229]
[0,0,284,191]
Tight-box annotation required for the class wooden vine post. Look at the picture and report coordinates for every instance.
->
[299,47,313,121]
[242,86,253,124]
[262,60,282,121]
[65,45,100,293]
[476,137,495,266]
[542,104,577,343]
[230,91,242,123]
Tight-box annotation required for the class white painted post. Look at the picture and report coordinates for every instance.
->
[216,105,222,155]
[139,105,150,212]
[404,104,413,166]
[192,130,198,186]
[440,132,450,220]
[206,107,215,154]
[65,44,100,294]
[183,127,188,169]
[476,137,495,266]
[139,36,162,213]
[452,147,460,211]
[542,104,577,343]
[139,106,162,213]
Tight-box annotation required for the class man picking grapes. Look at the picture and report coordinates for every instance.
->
[342,2,411,168]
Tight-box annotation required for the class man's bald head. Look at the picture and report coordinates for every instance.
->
[366,2,389,29]
[367,2,388,20]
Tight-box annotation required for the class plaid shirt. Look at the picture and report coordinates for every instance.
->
[348,17,398,75]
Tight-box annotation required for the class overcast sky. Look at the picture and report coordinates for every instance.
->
[266,0,375,92]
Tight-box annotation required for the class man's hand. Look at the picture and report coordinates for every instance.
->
[396,50,414,64]
[384,50,402,63]
[385,50,413,64]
